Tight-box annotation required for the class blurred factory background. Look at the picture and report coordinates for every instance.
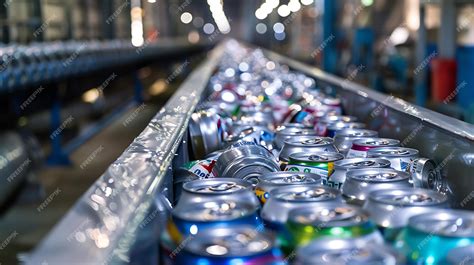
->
[0,0,473,264]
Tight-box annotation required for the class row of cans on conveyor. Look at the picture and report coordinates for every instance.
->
[160,43,473,265]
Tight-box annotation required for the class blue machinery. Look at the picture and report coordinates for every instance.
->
[25,41,474,264]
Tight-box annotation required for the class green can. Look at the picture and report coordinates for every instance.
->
[285,152,344,189]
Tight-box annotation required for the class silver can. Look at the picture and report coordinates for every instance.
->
[342,168,412,205]
[346,137,400,158]
[331,158,391,191]
[175,178,260,211]
[333,128,378,155]
[407,157,445,191]
[274,126,317,150]
[326,121,366,137]
[447,245,474,265]
[286,203,383,250]
[363,188,449,241]
[315,115,358,136]
[261,184,342,231]
[279,137,338,169]
[367,147,419,171]
[255,171,322,204]
[285,152,344,189]
[295,238,405,265]
[212,141,279,183]
[188,109,223,159]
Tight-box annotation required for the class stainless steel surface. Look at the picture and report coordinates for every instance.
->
[25,43,226,264]
[263,48,474,209]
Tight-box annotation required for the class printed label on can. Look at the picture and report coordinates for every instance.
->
[346,149,367,158]
[182,159,216,179]
[255,187,269,204]
[285,163,334,177]
[322,176,343,190]
[389,157,412,171]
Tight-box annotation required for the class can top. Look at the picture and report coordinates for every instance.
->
[408,209,474,237]
[271,185,341,202]
[352,138,400,148]
[258,171,321,185]
[335,158,391,169]
[184,226,275,257]
[296,239,402,265]
[287,203,369,227]
[346,168,410,183]
[368,188,448,207]
[275,127,317,137]
[320,115,357,124]
[289,151,344,163]
[284,137,334,147]
[367,147,419,158]
[327,121,366,131]
[335,128,378,138]
[183,178,252,194]
[173,200,256,221]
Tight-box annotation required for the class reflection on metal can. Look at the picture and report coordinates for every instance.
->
[333,128,378,155]
[255,171,321,204]
[367,147,419,171]
[331,158,391,191]
[342,168,412,205]
[315,115,358,136]
[274,126,317,150]
[396,210,474,264]
[295,238,405,265]
[279,137,338,169]
[347,138,400,158]
[326,121,366,138]
[175,226,284,265]
[285,152,344,189]
[173,159,216,203]
[363,188,448,241]
[188,109,224,159]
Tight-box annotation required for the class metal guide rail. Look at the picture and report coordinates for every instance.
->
[26,40,474,264]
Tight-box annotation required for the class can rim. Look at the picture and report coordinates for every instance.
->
[289,151,344,163]
[367,188,448,206]
[367,147,419,157]
[334,158,391,169]
[408,209,474,237]
[182,178,252,194]
[346,168,410,183]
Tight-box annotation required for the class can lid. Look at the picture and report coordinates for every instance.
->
[408,209,474,237]
[368,188,448,207]
[258,172,321,185]
[184,226,274,257]
[367,147,419,158]
[335,158,391,169]
[285,137,334,147]
[352,138,400,148]
[273,185,341,202]
[288,203,369,227]
[347,168,410,183]
[296,238,402,265]
[173,200,256,221]
[289,151,344,163]
[335,128,378,138]
[183,178,251,194]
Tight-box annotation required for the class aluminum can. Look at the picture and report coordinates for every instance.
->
[213,141,280,184]
[295,238,405,265]
[188,109,224,159]
[331,158,391,190]
[447,245,474,265]
[363,188,449,241]
[315,115,358,136]
[175,178,260,211]
[255,171,322,204]
[173,159,216,204]
[396,209,474,264]
[279,137,338,169]
[239,107,275,130]
[367,146,419,171]
[342,168,412,205]
[168,199,262,243]
[286,152,344,188]
[261,184,342,232]
[274,126,317,150]
[326,121,366,137]
[407,157,445,191]
[285,203,383,252]
[175,225,284,265]
[333,128,378,155]
[346,137,400,158]
[224,125,274,149]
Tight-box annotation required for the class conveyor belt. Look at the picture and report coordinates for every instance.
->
[25,40,474,264]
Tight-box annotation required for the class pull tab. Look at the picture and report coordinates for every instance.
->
[283,175,306,183]
[210,183,236,192]
[308,154,328,161]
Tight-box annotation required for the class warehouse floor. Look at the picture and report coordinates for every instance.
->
[0,103,160,265]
